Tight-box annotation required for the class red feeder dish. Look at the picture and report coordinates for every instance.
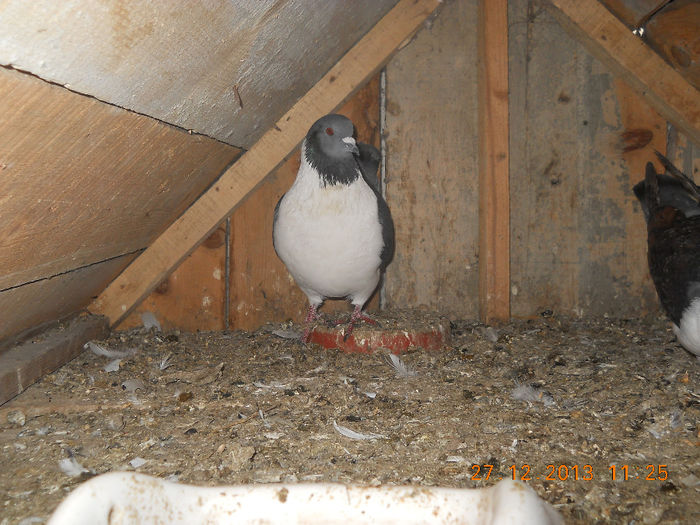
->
[306,311,451,353]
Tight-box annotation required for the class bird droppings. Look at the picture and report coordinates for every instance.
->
[0,312,698,524]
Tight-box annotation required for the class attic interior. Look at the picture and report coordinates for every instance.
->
[1,0,699,523]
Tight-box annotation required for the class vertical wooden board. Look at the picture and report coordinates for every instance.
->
[508,0,661,318]
[117,225,227,331]
[0,255,135,342]
[229,77,382,330]
[477,0,510,322]
[384,0,480,318]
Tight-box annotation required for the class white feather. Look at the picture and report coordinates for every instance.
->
[385,353,417,377]
[141,311,161,331]
[58,457,90,478]
[333,420,385,440]
[85,341,135,359]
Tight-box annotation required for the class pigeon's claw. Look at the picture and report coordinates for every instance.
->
[341,305,378,341]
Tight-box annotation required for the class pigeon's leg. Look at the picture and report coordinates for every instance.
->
[302,304,321,343]
[343,305,378,341]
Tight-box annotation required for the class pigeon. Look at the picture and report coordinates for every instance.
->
[273,114,394,343]
[633,152,700,356]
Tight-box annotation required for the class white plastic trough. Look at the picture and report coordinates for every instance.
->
[48,472,563,525]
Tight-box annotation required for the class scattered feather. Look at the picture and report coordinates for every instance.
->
[253,381,289,389]
[129,457,147,469]
[272,328,302,340]
[58,457,90,478]
[159,352,173,371]
[385,353,417,377]
[85,341,135,360]
[18,518,44,525]
[121,379,147,392]
[364,391,377,399]
[264,431,284,440]
[141,311,161,331]
[259,409,271,428]
[511,383,555,407]
[680,474,700,488]
[333,420,386,440]
[103,359,121,373]
[445,456,465,463]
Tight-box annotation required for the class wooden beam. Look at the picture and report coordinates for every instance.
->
[0,315,108,406]
[548,0,700,147]
[478,0,510,321]
[90,0,442,326]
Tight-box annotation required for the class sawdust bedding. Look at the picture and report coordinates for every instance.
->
[1,311,698,524]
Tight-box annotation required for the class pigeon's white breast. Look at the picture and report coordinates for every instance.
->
[274,160,384,306]
[674,297,700,356]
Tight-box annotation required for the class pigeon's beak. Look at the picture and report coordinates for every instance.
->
[342,137,359,156]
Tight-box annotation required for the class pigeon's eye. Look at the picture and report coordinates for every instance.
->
[325,127,334,136]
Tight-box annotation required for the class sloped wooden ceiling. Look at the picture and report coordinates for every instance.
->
[0,0,400,346]
[0,0,399,148]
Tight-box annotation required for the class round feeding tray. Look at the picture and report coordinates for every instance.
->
[307,310,451,353]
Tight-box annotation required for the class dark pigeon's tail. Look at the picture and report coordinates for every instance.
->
[633,153,700,222]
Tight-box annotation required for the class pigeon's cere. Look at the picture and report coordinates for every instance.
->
[634,153,700,356]
[273,114,395,343]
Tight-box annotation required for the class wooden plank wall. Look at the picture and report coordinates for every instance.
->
[384,0,480,319]
[383,0,697,320]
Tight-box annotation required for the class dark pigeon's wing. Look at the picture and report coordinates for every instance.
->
[376,192,394,270]
[357,142,380,192]
[647,207,700,325]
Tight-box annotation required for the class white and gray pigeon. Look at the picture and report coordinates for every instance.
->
[633,152,700,356]
[273,114,394,343]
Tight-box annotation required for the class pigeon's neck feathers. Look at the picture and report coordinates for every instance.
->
[303,138,360,187]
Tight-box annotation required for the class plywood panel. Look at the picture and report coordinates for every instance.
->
[384,0,480,318]
[229,76,382,330]
[118,225,227,331]
[0,255,135,342]
[0,0,398,148]
[508,0,661,318]
[0,68,241,292]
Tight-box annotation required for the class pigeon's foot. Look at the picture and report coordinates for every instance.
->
[342,305,379,341]
[302,304,321,344]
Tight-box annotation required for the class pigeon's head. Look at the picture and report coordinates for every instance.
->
[307,114,359,158]
[304,114,361,186]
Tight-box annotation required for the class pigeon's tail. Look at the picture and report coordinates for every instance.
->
[655,151,700,203]
[634,156,700,222]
